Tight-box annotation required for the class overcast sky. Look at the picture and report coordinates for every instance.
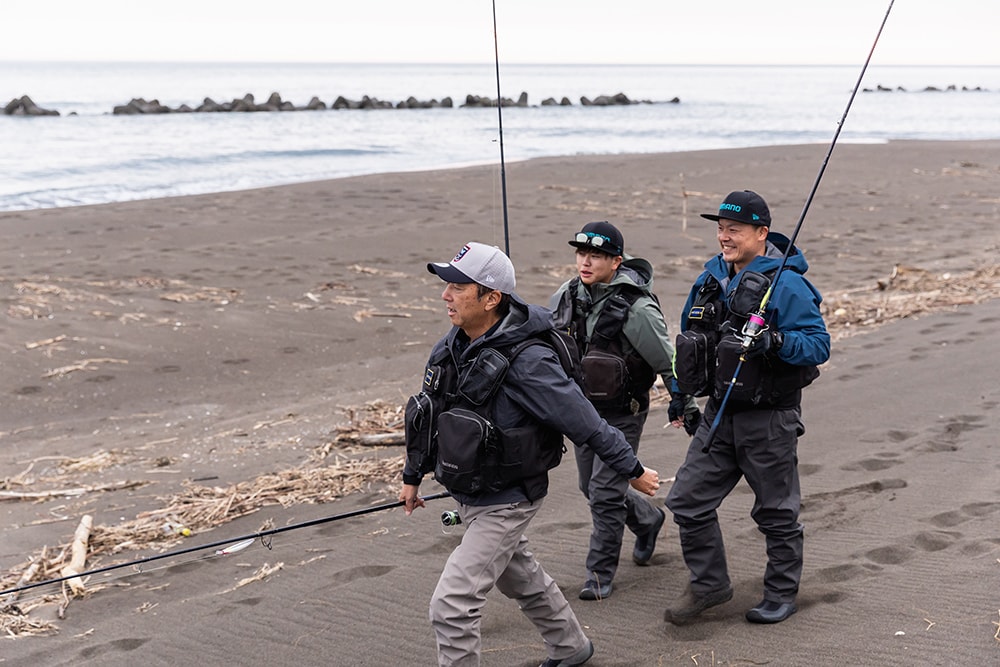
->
[3,0,995,66]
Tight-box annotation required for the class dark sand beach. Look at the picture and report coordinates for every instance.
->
[1,140,998,665]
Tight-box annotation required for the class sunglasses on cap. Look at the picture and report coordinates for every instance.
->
[574,232,620,253]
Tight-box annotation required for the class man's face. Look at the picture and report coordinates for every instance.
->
[717,219,768,272]
[575,248,622,285]
[441,282,496,338]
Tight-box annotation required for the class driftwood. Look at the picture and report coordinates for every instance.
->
[24,335,67,350]
[354,432,405,446]
[42,358,128,378]
[0,480,145,502]
[60,515,93,595]
[0,552,44,608]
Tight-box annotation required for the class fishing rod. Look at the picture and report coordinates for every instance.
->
[0,491,451,599]
[701,0,894,453]
[491,0,511,256]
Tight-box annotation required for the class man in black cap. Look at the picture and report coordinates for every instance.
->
[551,221,700,601]
[400,241,660,667]
[665,191,830,625]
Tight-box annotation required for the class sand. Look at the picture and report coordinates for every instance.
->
[1,140,998,665]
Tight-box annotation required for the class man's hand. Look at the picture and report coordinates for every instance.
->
[667,395,688,423]
[629,467,660,496]
[669,395,702,436]
[681,407,701,436]
[398,483,425,516]
[744,330,783,359]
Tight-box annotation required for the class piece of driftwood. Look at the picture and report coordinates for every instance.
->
[354,432,405,446]
[42,358,128,378]
[0,480,145,502]
[24,335,67,350]
[0,553,43,607]
[60,515,93,595]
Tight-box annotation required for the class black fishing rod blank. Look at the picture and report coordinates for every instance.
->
[491,0,511,256]
[1,491,451,599]
[701,0,895,452]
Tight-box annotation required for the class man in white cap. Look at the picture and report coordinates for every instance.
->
[400,241,660,667]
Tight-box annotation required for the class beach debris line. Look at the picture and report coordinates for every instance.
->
[822,264,1000,341]
[0,422,411,636]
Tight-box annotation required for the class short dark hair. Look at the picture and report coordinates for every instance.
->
[476,283,511,319]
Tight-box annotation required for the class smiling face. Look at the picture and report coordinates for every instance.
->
[575,248,622,285]
[717,219,769,273]
[441,282,501,340]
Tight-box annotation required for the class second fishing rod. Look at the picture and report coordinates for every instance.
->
[699,0,895,453]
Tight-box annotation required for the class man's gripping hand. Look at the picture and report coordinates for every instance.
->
[744,330,783,359]
[398,484,425,516]
[669,394,702,436]
[629,467,660,496]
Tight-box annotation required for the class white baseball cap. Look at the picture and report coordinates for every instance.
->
[427,241,516,294]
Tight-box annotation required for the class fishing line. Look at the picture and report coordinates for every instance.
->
[1,491,451,599]
[701,0,895,452]
[491,0,511,256]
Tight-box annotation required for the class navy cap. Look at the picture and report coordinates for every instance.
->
[568,221,624,256]
[701,190,771,226]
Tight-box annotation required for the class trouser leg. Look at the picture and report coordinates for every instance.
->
[665,401,741,592]
[617,411,661,536]
[577,410,649,582]
[495,502,589,660]
[430,501,541,667]
[737,407,804,603]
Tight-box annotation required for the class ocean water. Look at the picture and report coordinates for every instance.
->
[1,62,998,212]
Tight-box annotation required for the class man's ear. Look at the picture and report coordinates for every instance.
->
[483,290,502,311]
[612,255,623,270]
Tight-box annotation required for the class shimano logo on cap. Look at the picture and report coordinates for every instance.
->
[719,203,742,213]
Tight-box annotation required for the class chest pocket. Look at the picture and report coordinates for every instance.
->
[674,294,722,397]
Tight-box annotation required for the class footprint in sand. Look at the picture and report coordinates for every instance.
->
[919,414,986,453]
[326,564,396,588]
[78,637,151,659]
[839,452,902,472]
[927,501,1000,528]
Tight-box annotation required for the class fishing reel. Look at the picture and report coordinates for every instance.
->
[441,510,462,527]
[739,311,768,351]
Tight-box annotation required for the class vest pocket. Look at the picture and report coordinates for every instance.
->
[435,408,498,494]
[581,349,629,408]
[674,329,716,397]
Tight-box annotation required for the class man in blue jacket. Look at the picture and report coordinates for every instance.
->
[665,191,830,625]
[400,241,660,667]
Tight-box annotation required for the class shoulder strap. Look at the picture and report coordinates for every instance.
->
[591,284,646,349]
[504,329,583,388]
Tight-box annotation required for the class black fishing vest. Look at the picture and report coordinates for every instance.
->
[555,277,656,413]
[674,269,819,408]
[404,335,565,501]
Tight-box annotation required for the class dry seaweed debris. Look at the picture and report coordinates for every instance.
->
[823,264,999,340]
[316,400,406,453]
[2,276,240,321]
[1,450,403,637]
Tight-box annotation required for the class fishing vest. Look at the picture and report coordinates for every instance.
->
[554,277,657,414]
[674,269,819,408]
[404,332,569,500]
